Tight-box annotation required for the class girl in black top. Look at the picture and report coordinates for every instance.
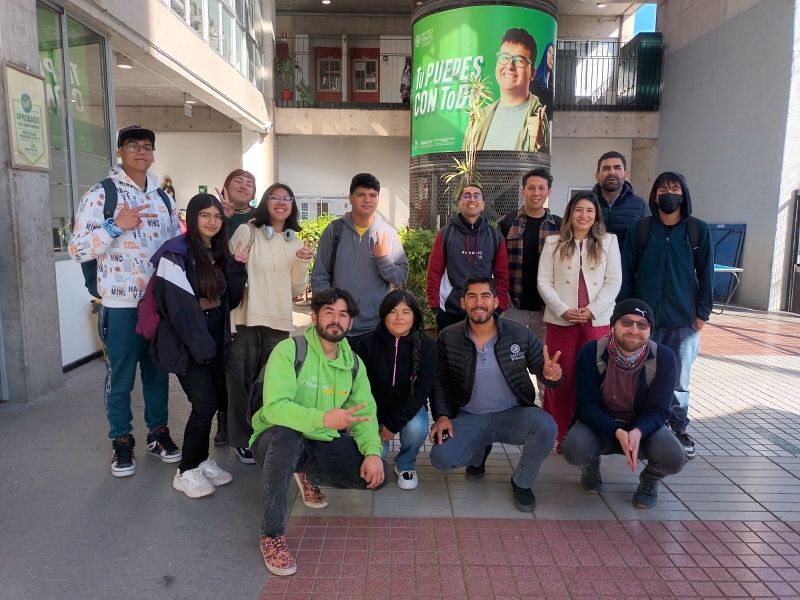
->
[151,194,249,498]
[356,290,436,489]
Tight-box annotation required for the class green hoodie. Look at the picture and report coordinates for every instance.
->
[249,327,382,456]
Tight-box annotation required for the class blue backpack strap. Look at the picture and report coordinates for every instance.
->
[100,178,118,219]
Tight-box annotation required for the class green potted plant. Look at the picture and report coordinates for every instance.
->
[274,55,302,101]
[296,79,315,106]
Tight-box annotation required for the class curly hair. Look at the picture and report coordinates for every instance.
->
[311,288,360,318]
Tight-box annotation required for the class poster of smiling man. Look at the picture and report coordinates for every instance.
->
[411,5,556,158]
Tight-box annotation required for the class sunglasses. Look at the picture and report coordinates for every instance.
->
[618,317,650,331]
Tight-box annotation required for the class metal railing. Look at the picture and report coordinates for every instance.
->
[274,33,662,111]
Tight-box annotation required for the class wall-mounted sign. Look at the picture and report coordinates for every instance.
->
[199,185,208,193]
[4,63,50,171]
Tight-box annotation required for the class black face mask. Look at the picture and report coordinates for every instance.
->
[657,193,682,215]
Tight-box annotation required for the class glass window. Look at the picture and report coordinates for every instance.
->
[235,0,245,24]
[171,0,187,21]
[246,0,255,38]
[301,202,308,220]
[37,3,73,252]
[247,38,256,85]
[189,0,204,36]
[318,59,341,91]
[220,0,233,10]
[253,0,262,48]
[236,25,244,74]
[354,59,378,92]
[221,8,233,64]
[207,0,220,52]
[66,17,112,206]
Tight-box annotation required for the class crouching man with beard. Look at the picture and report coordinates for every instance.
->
[561,299,687,509]
[250,288,389,576]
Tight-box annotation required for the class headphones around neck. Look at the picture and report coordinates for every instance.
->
[263,226,296,241]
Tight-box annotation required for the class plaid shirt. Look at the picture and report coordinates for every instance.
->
[499,208,561,308]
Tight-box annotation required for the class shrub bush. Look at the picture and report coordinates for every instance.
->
[398,227,437,331]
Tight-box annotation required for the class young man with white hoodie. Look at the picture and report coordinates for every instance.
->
[69,125,181,477]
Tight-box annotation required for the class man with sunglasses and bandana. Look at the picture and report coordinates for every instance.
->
[560,299,687,509]
[471,28,550,153]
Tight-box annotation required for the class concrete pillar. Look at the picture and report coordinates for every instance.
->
[0,0,64,401]
[242,127,276,197]
[629,138,658,199]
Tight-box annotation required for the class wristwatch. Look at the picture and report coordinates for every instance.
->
[103,218,124,239]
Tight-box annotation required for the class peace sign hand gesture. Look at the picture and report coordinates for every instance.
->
[542,344,562,382]
[233,241,252,264]
[372,231,389,258]
[216,187,235,218]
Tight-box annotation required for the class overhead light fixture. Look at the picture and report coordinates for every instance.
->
[322,0,330,4]
[116,55,133,69]
[597,2,607,7]
[184,92,196,105]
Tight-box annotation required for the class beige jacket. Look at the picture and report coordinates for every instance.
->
[537,234,621,327]
[229,224,311,333]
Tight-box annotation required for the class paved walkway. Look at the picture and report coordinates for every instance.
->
[1,305,799,599]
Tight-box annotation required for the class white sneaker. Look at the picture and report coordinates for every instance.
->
[395,467,418,490]
[173,468,215,498]
[199,459,233,486]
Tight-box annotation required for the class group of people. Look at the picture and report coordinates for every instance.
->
[69,125,713,577]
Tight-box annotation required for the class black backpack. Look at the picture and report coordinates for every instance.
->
[327,218,345,284]
[636,215,700,266]
[247,335,360,424]
[80,178,173,298]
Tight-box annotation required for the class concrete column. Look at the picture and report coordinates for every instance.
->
[629,138,658,199]
[0,0,64,401]
[242,127,274,197]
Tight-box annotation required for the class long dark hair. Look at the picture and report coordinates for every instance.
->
[555,190,607,267]
[250,183,301,233]
[185,193,231,299]
[378,289,424,383]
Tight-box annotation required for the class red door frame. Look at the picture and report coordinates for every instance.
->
[314,47,343,102]
[350,47,380,103]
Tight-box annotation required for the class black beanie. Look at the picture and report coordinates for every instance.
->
[610,299,654,328]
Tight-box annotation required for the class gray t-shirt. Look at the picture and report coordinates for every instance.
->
[462,333,519,414]
[482,102,529,151]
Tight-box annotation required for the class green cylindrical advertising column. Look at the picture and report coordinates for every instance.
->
[410,0,558,229]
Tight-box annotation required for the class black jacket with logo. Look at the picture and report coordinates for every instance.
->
[430,316,562,420]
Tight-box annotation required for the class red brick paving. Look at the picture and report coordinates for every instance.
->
[258,517,800,599]
[699,319,800,356]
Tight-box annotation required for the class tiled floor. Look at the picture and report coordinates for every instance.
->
[2,305,800,599]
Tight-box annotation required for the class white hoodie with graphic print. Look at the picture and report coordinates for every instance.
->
[68,166,179,308]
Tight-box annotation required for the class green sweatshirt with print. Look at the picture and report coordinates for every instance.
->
[249,327,382,456]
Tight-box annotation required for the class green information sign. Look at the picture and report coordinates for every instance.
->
[411,5,556,157]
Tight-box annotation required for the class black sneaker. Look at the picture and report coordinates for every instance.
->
[236,447,255,464]
[146,425,182,463]
[214,411,229,447]
[580,459,603,494]
[674,431,696,459]
[465,445,493,481]
[510,478,536,512]
[111,434,136,478]
[632,479,659,509]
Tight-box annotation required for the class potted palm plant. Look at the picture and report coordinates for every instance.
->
[274,55,302,101]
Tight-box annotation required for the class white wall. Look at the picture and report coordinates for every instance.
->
[276,136,411,227]
[549,138,633,216]
[149,133,243,210]
[55,259,102,367]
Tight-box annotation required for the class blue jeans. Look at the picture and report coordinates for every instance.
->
[380,406,429,472]
[650,325,699,432]
[98,306,169,439]
[430,406,557,489]
[252,426,389,536]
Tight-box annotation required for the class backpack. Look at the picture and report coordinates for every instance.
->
[636,216,700,267]
[81,178,173,299]
[247,334,360,424]
[327,218,345,284]
[441,222,502,264]
[596,336,658,388]
[135,273,159,341]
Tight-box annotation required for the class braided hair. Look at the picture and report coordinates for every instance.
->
[378,289,425,385]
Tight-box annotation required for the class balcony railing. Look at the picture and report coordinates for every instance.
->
[274,33,662,111]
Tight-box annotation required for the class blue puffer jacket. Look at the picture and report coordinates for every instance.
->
[618,172,714,329]
[592,181,650,249]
